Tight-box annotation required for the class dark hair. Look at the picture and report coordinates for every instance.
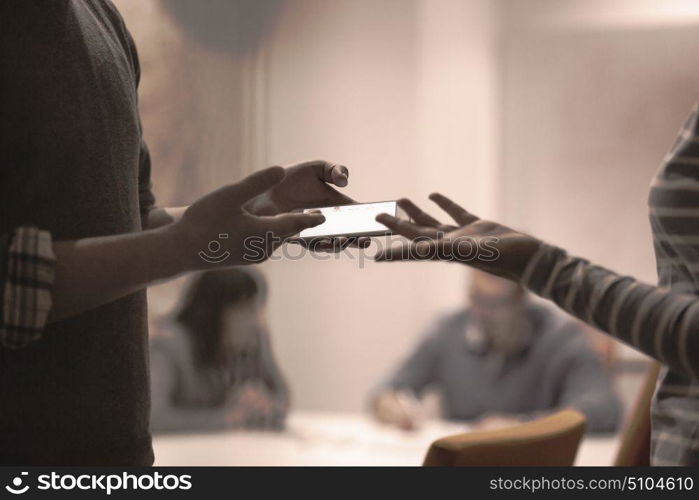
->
[175,268,267,367]
[164,0,283,53]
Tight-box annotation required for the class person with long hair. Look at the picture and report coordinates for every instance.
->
[150,268,289,433]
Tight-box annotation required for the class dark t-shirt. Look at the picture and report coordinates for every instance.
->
[0,0,155,464]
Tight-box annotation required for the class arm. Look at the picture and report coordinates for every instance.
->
[50,159,361,322]
[522,243,699,379]
[382,327,443,396]
[50,223,183,322]
[46,167,325,324]
[372,390,424,430]
[371,327,443,428]
[375,194,699,380]
[1,158,361,348]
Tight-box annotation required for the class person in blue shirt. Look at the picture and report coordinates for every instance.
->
[372,271,622,433]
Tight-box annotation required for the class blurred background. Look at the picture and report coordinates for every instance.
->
[113,0,699,464]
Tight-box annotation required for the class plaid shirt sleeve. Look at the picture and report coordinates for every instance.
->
[0,226,56,349]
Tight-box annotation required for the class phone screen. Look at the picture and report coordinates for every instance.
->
[298,201,398,239]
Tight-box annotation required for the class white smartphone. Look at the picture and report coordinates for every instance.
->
[294,200,408,241]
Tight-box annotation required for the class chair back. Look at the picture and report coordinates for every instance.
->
[423,409,587,466]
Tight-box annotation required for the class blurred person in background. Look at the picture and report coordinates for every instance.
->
[371,271,621,433]
[151,268,289,433]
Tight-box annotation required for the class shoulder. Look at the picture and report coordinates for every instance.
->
[91,1,141,79]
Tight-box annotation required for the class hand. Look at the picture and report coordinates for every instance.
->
[245,160,352,215]
[244,160,370,251]
[374,193,541,281]
[372,391,423,432]
[225,382,277,427]
[235,382,276,414]
[169,167,326,269]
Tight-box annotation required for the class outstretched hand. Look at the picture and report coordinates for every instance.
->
[374,193,541,281]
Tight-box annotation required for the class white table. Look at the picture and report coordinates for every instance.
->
[153,410,621,466]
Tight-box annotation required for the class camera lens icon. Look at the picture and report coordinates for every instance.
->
[198,233,231,264]
[5,472,29,495]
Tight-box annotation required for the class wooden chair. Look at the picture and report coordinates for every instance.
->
[423,409,587,466]
[613,361,661,466]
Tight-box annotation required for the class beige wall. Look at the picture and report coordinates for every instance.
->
[261,0,500,412]
[501,0,699,362]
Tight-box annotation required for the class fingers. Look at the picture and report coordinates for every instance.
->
[429,193,479,226]
[376,213,440,240]
[397,198,442,228]
[293,160,349,188]
[322,162,349,188]
[290,160,355,207]
[265,212,326,238]
[228,166,286,209]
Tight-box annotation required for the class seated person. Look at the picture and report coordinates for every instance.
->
[150,268,289,433]
[371,271,622,433]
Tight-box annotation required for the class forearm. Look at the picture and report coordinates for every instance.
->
[50,225,189,322]
[372,390,423,426]
[520,243,699,378]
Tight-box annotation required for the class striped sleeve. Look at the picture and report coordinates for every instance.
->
[521,243,699,379]
[0,226,56,348]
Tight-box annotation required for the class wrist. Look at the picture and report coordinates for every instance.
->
[508,237,543,281]
[518,241,564,293]
[153,222,198,276]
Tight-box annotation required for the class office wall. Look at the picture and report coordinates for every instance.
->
[500,0,699,363]
[261,0,500,412]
